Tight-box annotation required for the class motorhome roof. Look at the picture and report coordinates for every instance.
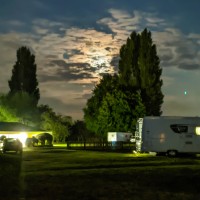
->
[144,116,200,119]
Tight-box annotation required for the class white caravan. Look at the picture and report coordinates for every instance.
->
[135,116,200,156]
[107,132,133,142]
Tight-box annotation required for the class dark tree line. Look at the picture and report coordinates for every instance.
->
[0,28,164,142]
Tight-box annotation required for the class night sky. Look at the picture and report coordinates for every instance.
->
[1,0,200,120]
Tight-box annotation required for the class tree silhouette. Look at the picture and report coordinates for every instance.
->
[8,46,40,106]
[119,28,164,115]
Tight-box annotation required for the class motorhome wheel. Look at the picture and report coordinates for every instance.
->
[167,150,177,157]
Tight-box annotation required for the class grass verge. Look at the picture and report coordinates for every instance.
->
[0,153,22,200]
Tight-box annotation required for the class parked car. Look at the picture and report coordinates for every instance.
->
[1,138,23,154]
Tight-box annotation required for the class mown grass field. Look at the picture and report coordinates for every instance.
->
[1,147,200,200]
[0,153,22,200]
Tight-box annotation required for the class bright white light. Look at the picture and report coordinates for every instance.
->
[195,127,200,135]
[18,132,28,147]
[0,132,28,147]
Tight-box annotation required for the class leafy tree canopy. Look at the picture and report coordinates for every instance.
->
[68,120,95,142]
[84,74,145,138]
[0,92,39,124]
[38,104,71,142]
[97,90,145,139]
[0,94,18,122]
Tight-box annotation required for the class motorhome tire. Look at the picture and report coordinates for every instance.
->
[156,152,166,156]
[167,150,177,157]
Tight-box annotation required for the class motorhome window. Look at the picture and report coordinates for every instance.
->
[170,124,188,133]
[195,127,200,135]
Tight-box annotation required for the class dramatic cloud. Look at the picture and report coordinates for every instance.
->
[153,28,200,70]
[1,5,200,119]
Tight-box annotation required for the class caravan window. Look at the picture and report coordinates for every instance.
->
[170,124,188,133]
[195,127,200,135]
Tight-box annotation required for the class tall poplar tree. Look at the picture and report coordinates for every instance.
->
[119,31,140,88]
[8,46,40,106]
[119,28,164,116]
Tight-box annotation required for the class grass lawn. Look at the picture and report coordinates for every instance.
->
[0,153,22,200]
[21,148,200,200]
[2,147,200,199]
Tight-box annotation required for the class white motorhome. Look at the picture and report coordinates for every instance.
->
[135,116,200,156]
